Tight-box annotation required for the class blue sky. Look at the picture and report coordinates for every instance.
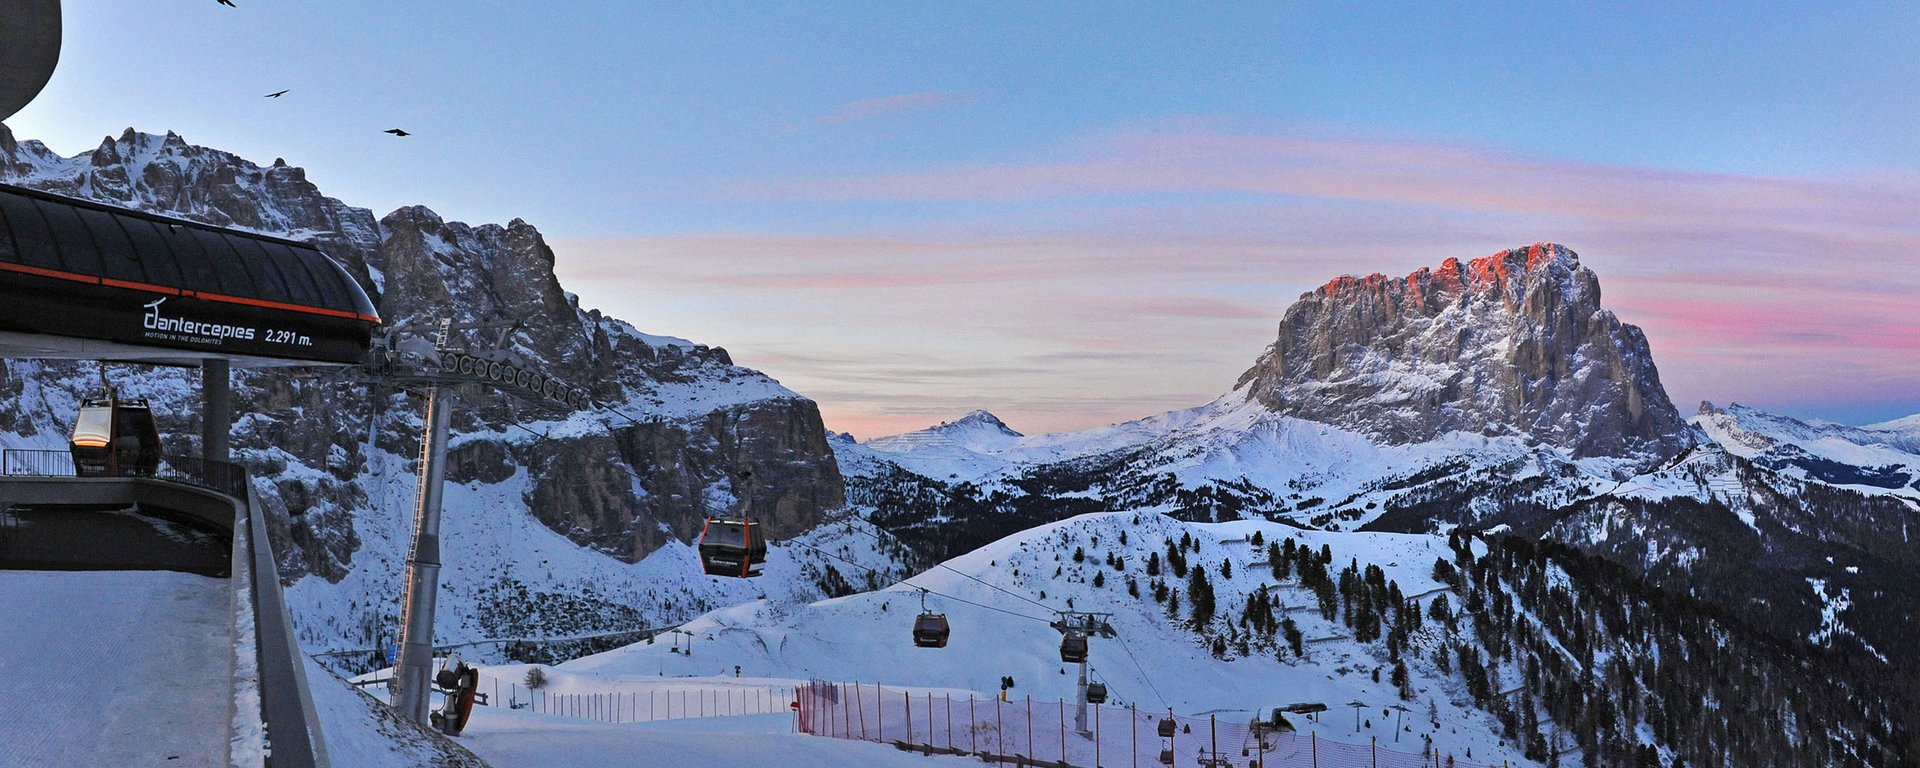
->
[10,2,1919,435]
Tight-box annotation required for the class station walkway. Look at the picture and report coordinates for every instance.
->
[0,504,236,768]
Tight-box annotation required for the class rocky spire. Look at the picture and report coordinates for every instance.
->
[1235,243,1690,461]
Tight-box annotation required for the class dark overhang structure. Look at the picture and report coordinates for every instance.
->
[0,183,380,366]
[0,1,62,123]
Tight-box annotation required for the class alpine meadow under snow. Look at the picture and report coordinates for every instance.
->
[0,128,1915,768]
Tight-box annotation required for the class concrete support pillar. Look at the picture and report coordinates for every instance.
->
[201,358,230,464]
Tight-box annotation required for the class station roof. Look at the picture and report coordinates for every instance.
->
[0,183,380,366]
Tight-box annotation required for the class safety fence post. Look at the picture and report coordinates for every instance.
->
[1027,695,1034,762]
[1372,735,1377,768]
[1211,714,1218,767]
[946,693,953,751]
[1060,697,1068,765]
[878,684,885,744]
[997,694,1004,757]
[1094,702,1101,768]
[1312,732,1318,768]
[905,690,914,747]
[971,695,979,755]
[1132,704,1138,768]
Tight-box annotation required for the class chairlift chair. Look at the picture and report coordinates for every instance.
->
[1059,632,1088,663]
[698,517,766,577]
[1085,681,1107,704]
[69,388,161,477]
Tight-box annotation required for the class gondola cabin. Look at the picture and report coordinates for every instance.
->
[912,613,950,648]
[70,393,160,477]
[1085,682,1107,704]
[698,518,766,578]
[1157,717,1177,738]
[1059,632,1088,663]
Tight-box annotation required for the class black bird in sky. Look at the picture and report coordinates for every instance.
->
[384,128,410,137]
[216,0,235,6]
[264,89,289,98]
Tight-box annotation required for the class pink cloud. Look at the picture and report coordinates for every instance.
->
[557,129,1920,433]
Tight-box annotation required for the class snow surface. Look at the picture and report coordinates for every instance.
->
[461,709,986,768]
[0,570,231,768]
[546,510,1539,767]
[288,445,908,668]
[304,657,486,767]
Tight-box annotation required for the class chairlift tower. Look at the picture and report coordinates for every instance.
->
[359,319,593,723]
[1050,611,1115,735]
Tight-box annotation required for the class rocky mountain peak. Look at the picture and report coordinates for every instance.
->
[1235,243,1689,461]
[938,410,1022,437]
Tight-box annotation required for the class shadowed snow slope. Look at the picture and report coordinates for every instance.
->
[557,511,1540,767]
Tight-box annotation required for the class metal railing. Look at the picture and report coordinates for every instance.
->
[1,448,250,498]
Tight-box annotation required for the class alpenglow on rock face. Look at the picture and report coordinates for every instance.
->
[1235,243,1689,460]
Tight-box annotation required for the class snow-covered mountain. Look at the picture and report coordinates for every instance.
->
[0,125,892,657]
[580,509,1903,767]
[1238,243,1688,462]
[1693,401,1920,500]
[841,245,1920,766]
[851,246,1698,540]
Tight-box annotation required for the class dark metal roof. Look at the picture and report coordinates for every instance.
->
[0,183,379,365]
[0,1,62,123]
[0,182,378,322]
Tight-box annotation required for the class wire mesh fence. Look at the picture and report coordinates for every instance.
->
[796,682,1506,768]
[472,673,795,724]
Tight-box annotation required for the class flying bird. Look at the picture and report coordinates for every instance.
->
[384,129,410,137]
[264,89,289,98]
[216,0,235,6]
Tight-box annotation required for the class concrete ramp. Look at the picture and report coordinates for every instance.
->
[0,569,232,767]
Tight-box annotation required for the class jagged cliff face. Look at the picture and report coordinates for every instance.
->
[0,125,843,577]
[1235,243,1689,461]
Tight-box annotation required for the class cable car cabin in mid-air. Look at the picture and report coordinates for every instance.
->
[69,392,161,477]
[1059,632,1088,664]
[698,518,767,578]
[1085,682,1107,704]
[913,612,950,648]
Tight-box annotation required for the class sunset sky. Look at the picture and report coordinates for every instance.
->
[9,2,1918,437]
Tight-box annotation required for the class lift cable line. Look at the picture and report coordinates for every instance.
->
[832,516,1061,614]
[451,403,1063,629]
[1113,630,1171,709]
[775,537,1060,626]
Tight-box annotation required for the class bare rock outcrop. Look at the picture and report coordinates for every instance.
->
[1235,243,1688,461]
